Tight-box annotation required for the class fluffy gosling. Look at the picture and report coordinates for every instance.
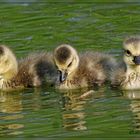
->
[54,44,117,89]
[111,36,140,90]
[0,45,56,91]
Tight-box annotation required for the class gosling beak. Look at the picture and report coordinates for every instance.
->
[58,70,68,83]
[133,56,140,65]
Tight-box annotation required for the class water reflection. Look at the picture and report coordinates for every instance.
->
[0,87,62,137]
[0,92,22,113]
[123,90,140,133]
[0,91,24,136]
[61,89,90,131]
[23,88,42,111]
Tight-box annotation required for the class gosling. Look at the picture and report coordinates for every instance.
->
[111,36,140,90]
[54,44,117,89]
[0,45,57,91]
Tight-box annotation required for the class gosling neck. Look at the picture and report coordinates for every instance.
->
[126,65,140,74]
[0,76,10,89]
[68,68,78,80]
[0,66,18,89]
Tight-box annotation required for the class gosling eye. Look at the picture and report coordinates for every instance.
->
[125,50,132,56]
[68,62,72,67]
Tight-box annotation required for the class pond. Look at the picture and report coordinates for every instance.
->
[0,1,140,139]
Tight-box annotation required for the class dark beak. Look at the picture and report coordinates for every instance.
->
[133,56,140,65]
[58,70,68,83]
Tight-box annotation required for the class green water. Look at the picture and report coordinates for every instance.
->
[0,1,140,138]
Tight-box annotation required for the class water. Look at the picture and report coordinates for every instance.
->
[0,2,140,138]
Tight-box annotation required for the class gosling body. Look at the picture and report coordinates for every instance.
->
[54,44,117,89]
[111,36,140,90]
[0,45,56,91]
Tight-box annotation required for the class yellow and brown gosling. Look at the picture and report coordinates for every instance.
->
[111,36,140,90]
[0,45,57,91]
[53,44,117,89]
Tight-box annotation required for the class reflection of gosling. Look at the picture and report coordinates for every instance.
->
[123,90,140,132]
[0,45,56,91]
[54,44,117,89]
[111,36,140,90]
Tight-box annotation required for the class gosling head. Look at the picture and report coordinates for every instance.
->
[123,36,140,68]
[54,44,79,83]
[0,45,18,80]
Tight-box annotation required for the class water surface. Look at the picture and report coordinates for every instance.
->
[0,2,140,138]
